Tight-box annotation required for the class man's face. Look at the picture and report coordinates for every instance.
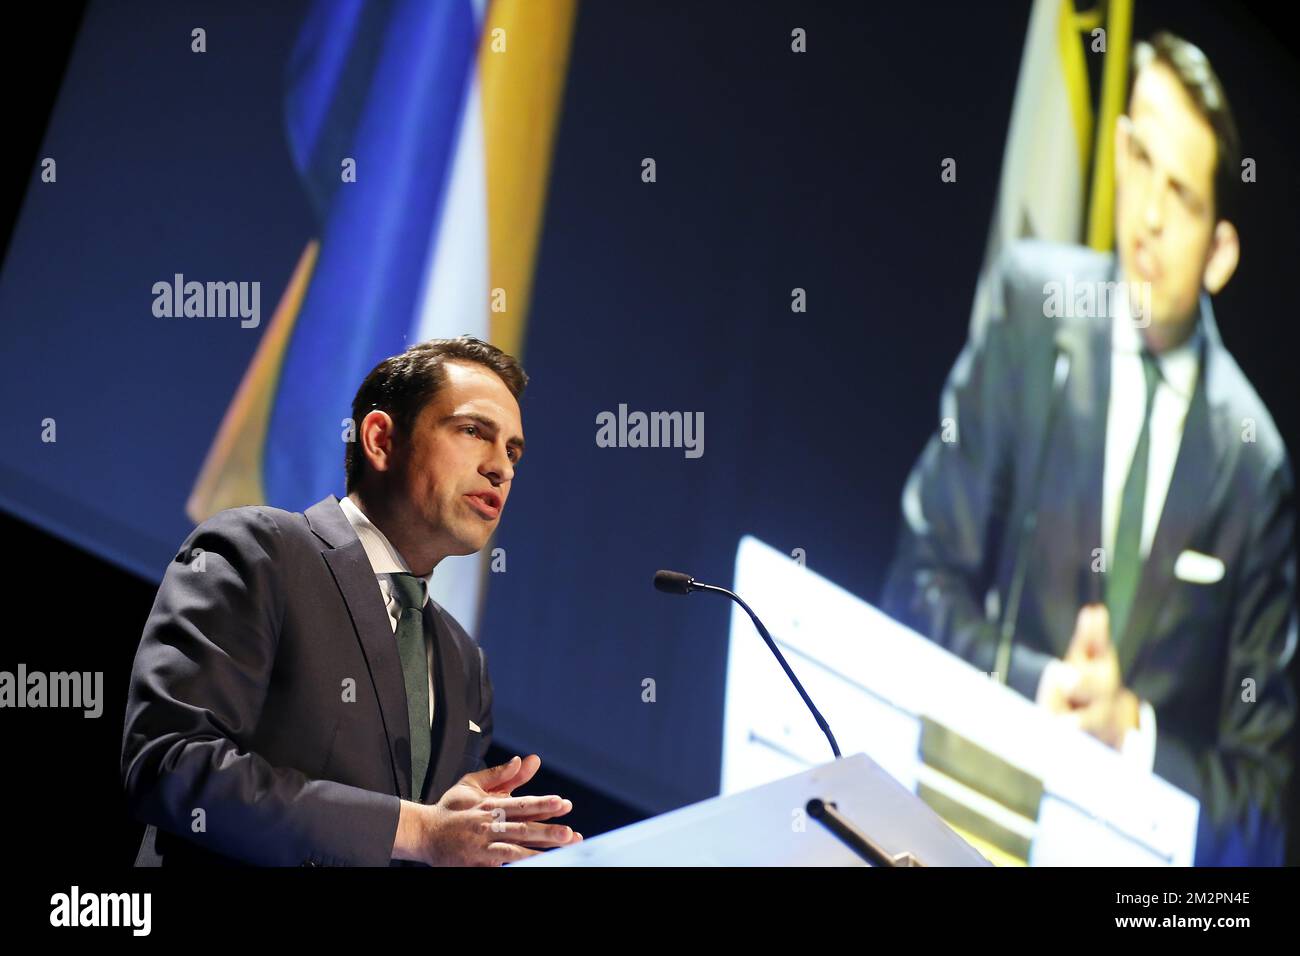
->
[1114,61,1220,336]
[389,360,524,559]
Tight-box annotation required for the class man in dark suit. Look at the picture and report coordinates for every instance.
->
[882,33,1295,865]
[122,337,582,866]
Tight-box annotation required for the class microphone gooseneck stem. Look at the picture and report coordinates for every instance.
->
[698,582,841,759]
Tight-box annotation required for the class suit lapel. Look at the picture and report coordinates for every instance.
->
[423,602,469,802]
[307,496,414,801]
[1056,307,1111,610]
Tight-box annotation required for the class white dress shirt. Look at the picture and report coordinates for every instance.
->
[1038,282,1202,769]
[338,494,436,724]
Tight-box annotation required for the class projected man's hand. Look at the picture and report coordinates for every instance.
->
[1060,604,1141,749]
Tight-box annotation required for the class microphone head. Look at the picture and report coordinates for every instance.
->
[653,570,694,595]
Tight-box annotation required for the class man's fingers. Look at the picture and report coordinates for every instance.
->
[487,753,542,795]
[1078,605,1107,655]
[1092,604,1112,642]
[1066,608,1097,660]
[1047,660,1083,703]
[1068,650,1121,708]
[1066,699,1125,749]
[1068,606,1090,656]
[481,794,569,818]
[486,842,541,865]
[465,754,522,789]
[1059,663,1083,697]
[1067,604,1112,662]
[1088,605,1114,655]
[517,833,583,849]
[493,798,574,822]
[1066,698,1113,737]
[484,820,581,847]
[1068,660,1105,702]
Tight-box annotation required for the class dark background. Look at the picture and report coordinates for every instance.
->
[1,1,1296,865]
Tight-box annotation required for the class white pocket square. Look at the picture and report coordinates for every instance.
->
[468,720,481,733]
[1174,549,1224,584]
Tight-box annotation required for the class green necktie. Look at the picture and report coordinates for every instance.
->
[1107,349,1162,647]
[390,573,431,800]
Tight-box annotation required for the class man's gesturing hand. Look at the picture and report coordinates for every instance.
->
[396,755,582,866]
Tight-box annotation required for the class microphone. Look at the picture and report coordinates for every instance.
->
[653,569,841,759]
[652,569,696,595]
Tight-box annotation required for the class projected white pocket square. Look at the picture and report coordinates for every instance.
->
[1174,549,1225,584]
[468,720,481,733]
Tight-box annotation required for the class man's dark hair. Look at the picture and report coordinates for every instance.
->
[345,336,528,491]
[1129,31,1242,223]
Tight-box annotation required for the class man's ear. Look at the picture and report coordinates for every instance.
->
[359,409,396,474]
[1203,218,1239,294]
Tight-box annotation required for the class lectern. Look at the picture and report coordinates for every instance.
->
[514,752,990,866]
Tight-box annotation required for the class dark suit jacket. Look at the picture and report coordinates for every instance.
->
[881,239,1297,865]
[121,494,493,866]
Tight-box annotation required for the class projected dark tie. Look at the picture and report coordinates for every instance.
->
[1108,350,1162,648]
[391,573,431,800]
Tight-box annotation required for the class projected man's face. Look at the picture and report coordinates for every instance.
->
[386,360,523,563]
[1114,61,1237,352]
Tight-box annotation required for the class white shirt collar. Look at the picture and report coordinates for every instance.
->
[1111,276,1201,402]
[337,495,433,602]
